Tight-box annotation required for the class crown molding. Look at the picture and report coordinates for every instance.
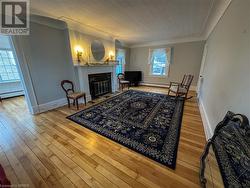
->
[129,0,231,48]
[30,14,68,30]
[58,16,116,42]
[202,0,232,39]
[30,0,231,48]
[29,12,116,41]
[130,36,205,48]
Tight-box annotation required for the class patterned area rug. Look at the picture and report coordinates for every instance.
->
[67,90,185,169]
[213,119,250,187]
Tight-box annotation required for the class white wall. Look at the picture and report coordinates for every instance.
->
[199,0,250,138]
[13,15,76,113]
[129,41,205,86]
[68,30,115,65]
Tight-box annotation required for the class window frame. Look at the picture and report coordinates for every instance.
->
[0,47,21,83]
[116,48,126,75]
[148,47,171,77]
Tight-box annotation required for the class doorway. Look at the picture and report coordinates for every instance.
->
[0,34,33,113]
[197,43,208,99]
[0,35,24,99]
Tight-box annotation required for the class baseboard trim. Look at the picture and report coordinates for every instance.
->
[32,96,92,114]
[33,98,68,114]
[139,82,169,88]
[31,105,40,114]
[198,98,213,140]
[139,82,197,91]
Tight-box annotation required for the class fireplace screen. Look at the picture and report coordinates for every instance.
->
[88,73,112,99]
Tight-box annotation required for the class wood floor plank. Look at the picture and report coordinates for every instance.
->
[0,87,208,187]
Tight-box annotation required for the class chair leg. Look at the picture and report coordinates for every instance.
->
[175,92,178,100]
[67,98,70,108]
[76,99,79,110]
[84,95,86,105]
[73,100,75,106]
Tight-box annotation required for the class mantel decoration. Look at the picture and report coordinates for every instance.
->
[74,40,117,66]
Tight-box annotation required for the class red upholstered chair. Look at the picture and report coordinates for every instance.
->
[0,164,11,186]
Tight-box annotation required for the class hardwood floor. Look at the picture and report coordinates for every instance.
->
[0,86,206,188]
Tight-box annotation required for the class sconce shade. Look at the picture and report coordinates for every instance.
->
[74,45,83,62]
[109,51,114,60]
[74,45,83,53]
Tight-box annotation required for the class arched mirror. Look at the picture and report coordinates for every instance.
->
[91,40,105,61]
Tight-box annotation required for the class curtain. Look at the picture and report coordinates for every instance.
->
[116,48,126,75]
[148,47,173,76]
[116,49,126,64]
[148,48,172,65]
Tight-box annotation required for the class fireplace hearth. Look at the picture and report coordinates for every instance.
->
[88,73,112,99]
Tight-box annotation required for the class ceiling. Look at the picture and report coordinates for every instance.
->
[30,0,230,46]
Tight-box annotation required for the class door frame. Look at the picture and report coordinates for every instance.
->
[10,36,39,114]
[197,43,208,99]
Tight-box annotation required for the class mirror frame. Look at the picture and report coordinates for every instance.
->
[91,40,105,62]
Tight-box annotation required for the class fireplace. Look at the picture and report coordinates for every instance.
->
[76,65,118,102]
[88,73,112,99]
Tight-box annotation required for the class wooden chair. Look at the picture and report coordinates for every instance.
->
[168,74,194,99]
[117,73,130,91]
[61,80,86,110]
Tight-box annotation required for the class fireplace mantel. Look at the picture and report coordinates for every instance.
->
[74,64,115,67]
[76,64,118,102]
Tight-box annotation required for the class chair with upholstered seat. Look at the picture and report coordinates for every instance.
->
[61,80,86,110]
[117,73,130,91]
[168,74,194,99]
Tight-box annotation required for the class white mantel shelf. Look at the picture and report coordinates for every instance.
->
[76,64,118,102]
[74,63,116,67]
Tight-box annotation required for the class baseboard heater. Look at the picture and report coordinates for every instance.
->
[0,90,24,101]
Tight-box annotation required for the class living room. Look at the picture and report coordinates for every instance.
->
[0,0,249,187]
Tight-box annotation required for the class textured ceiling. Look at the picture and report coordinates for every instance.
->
[31,0,217,45]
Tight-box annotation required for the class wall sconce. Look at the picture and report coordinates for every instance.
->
[74,45,83,62]
[108,51,114,61]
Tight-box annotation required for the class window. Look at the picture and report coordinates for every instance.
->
[0,36,20,83]
[0,50,20,82]
[149,48,171,76]
[116,49,126,75]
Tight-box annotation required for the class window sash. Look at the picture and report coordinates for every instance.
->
[149,48,171,76]
[0,49,20,83]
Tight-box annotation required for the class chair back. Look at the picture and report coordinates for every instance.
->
[61,80,74,96]
[181,74,194,89]
[117,73,125,82]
